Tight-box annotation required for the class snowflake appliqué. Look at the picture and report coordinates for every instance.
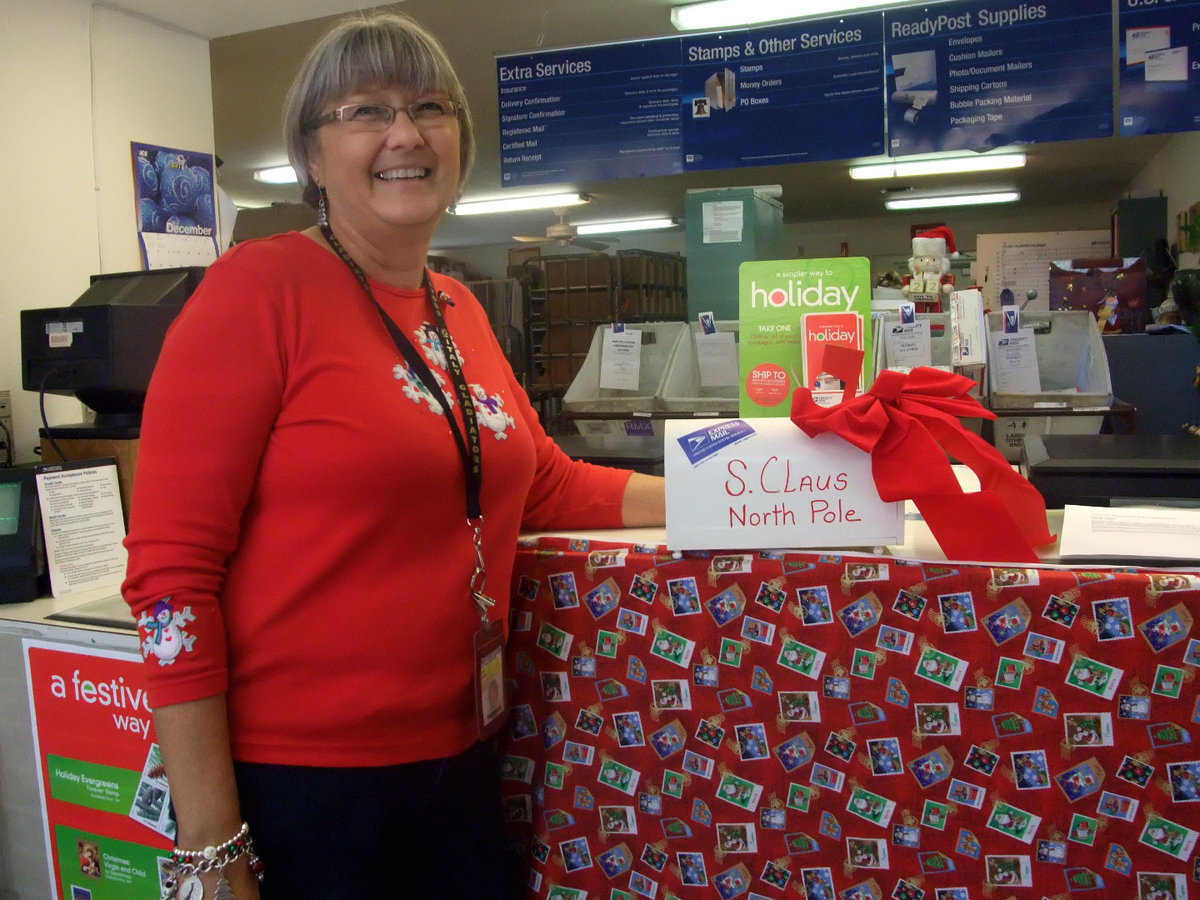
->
[415,322,450,370]
[393,361,453,414]
[471,384,516,439]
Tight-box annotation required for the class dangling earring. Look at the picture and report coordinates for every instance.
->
[317,186,329,228]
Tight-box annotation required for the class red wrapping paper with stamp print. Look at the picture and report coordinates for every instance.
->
[499,537,1200,900]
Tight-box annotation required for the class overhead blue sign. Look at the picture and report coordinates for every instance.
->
[498,38,684,187]
[883,0,1114,155]
[1118,0,1200,136]
[496,11,885,188]
[679,15,886,170]
[497,1,1200,188]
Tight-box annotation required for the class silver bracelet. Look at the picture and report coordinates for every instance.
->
[162,822,263,899]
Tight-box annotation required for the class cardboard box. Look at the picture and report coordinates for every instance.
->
[546,293,569,320]
[567,292,589,320]
[549,357,579,388]
[568,325,593,355]
[588,289,611,319]
[543,258,568,290]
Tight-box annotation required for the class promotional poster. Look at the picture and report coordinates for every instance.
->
[738,257,874,416]
[23,642,172,900]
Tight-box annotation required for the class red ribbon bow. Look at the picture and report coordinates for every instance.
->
[791,344,1055,563]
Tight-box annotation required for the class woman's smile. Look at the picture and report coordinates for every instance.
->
[374,166,431,181]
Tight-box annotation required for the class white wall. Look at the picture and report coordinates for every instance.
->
[91,6,215,271]
[0,0,96,464]
[0,1,213,464]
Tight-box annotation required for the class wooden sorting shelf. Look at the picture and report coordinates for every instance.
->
[524,250,687,395]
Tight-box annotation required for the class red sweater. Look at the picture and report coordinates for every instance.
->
[123,232,631,766]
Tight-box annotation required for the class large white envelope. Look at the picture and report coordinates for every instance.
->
[1146,45,1188,82]
[665,418,904,551]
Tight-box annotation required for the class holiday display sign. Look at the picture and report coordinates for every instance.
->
[23,641,172,900]
[739,258,874,416]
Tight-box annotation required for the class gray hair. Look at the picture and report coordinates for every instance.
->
[283,12,474,208]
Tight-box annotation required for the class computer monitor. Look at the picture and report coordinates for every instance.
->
[0,466,45,603]
[20,267,206,430]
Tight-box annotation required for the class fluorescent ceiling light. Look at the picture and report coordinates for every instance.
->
[885,191,1020,211]
[672,0,913,31]
[850,152,1026,180]
[450,192,589,215]
[253,165,298,184]
[576,218,677,235]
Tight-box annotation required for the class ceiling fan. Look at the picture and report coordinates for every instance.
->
[512,208,613,252]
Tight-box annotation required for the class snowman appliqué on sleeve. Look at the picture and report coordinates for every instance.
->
[137,597,197,666]
[392,322,515,439]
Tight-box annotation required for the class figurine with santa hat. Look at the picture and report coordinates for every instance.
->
[902,225,958,312]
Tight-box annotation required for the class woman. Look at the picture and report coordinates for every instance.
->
[123,12,664,899]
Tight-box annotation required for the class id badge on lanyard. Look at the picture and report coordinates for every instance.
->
[320,220,509,741]
[470,522,507,739]
[473,619,507,737]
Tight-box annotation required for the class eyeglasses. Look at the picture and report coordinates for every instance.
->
[312,98,459,131]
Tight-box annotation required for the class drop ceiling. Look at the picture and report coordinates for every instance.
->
[108,0,1168,250]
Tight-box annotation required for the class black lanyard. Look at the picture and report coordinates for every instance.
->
[319,223,483,522]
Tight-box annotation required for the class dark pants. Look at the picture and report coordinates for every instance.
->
[233,741,523,899]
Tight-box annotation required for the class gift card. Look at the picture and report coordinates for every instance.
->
[1065,655,1123,700]
[910,746,953,787]
[1064,712,1114,748]
[583,577,620,619]
[779,691,820,723]
[716,771,764,812]
[915,646,968,691]
[838,593,882,636]
[778,637,825,678]
[707,584,747,627]
[774,733,816,772]
[915,702,961,736]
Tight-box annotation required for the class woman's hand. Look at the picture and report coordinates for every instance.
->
[154,695,261,899]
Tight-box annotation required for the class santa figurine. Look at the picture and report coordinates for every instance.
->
[902,225,958,312]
